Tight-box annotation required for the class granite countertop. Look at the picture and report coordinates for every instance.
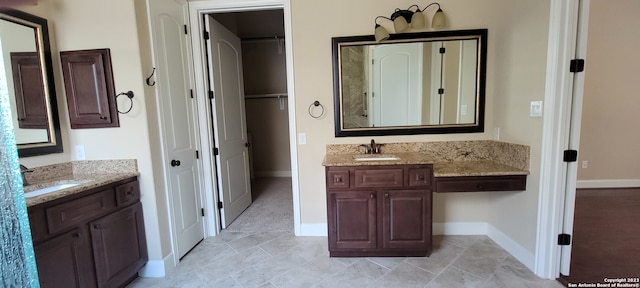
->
[23,160,138,207]
[24,173,138,207]
[322,152,529,177]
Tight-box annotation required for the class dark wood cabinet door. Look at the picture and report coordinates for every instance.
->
[60,49,119,128]
[327,190,377,250]
[90,202,148,288]
[35,227,96,288]
[382,189,431,252]
[10,52,48,129]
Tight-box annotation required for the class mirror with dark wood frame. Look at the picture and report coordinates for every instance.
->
[0,8,62,157]
[333,29,487,137]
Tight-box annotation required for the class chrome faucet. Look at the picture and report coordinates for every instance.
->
[20,164,33,186]
[360,139,384,154]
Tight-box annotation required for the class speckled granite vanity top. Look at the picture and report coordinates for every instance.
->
[322,140,529,177]
[23,160,138,207]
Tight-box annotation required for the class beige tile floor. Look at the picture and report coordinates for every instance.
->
[128,232,565,288]
[128,178,565,287]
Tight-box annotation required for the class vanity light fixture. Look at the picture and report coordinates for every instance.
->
[374,2,447,42]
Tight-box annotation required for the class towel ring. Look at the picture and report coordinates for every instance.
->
[308,101,325,119]
[116,91,135,114]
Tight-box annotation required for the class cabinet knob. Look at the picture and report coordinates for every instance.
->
[93,224,101,230]
[384,193,389,198]
[370,193,375,199]
[72,231,82,238]
[126,189,134,196]
[99,116,108,120]
[418,175,425,180]
[335,177,342,183]
[171,159,181,167]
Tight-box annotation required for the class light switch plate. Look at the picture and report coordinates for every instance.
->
[530,101,543,117]
[298,133,307,145]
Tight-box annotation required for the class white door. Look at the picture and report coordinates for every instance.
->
[206,17,252,228]
[371,43,423,127]
[148,0,204,259]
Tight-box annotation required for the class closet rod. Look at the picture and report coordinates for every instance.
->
[245,93,288,99]
[242,36,285,42]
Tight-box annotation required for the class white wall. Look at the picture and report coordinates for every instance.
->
[578,0,640,182]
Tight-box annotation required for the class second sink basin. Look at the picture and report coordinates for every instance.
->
[353,155,400,161]
[24,183,80,198]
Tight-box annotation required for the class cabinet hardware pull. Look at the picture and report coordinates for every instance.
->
[93,224,101,229]
[126,189,134,196]
[384,193,389,198]
[73,232,81,238]
[418,175,425,180]
[171,159,181,167]
[335,177,342,183]
[370,193,375,199]
[99,116,107,120]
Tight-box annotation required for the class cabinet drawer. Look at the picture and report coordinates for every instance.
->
[435,175,527,193]
[46,189,117,234]
[327,170,350,189]
[355,169,403,188]
[115,180,140,206]
[408,168,432,187]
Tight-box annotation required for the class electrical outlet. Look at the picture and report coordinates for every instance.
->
[74,145,86,160]
[582,160,588,169]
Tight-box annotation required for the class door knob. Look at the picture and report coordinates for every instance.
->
[171,159,181,167]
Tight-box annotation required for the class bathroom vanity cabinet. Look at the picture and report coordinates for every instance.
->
[325,164,433,257]
[28,177,147,288]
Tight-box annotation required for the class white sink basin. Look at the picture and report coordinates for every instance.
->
[24,183,80,198]
[353,155,400,161]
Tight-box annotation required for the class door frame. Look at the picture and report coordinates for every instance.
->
[534,0,589,278]
[188,0,300,237]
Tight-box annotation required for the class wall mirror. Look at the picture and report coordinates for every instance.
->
[333,29,487,136]
[0,8,62,157]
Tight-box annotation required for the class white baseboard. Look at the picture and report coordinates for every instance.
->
[254,170,292,178]
[486,224,535,272]
[433,222,487,235]
[576,179,640,189]
[300,223,327,236]
[138,253,174,278]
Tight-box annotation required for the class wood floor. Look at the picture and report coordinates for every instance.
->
[560,187,640,284]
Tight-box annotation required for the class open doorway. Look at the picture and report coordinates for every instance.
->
[208,10,294,232]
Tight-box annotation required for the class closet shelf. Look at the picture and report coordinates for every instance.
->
[245,93,288,99]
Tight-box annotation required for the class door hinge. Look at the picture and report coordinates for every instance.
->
[203,31,210,40]
[190,89,194,99]
[217,201,223,209]
[213,148,219,155]
[201,208,205,216]
[184,25,188,35]
[563,150,578,162]
[439,47,446,54]
[569,59,585,73]
[208,90,214,99]
[195,150,199,159]
[558,233,571,245]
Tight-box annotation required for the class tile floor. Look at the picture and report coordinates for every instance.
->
[128,232,565,288]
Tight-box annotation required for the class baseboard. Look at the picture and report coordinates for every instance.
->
[254,170,292,178]
[299,223,327,236]
[432,222,487,235]
[486,224,535,272]
[576,179,640,189]
[138,253,174,278]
